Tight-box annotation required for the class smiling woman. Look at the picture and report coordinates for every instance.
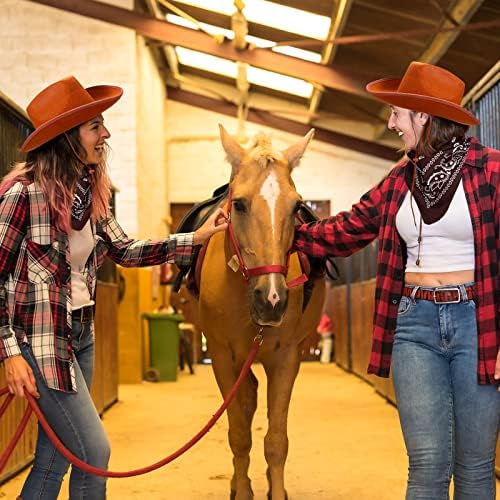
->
[295,61,500,500]
[78,116,110,166]
[0,75,228,500]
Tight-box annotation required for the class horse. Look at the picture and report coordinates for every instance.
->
[198,125,325,500]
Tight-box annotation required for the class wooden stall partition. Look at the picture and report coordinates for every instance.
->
[117,267,164,383]
[350,280,375,380]
[347,279,398,404]
[372,372,397,406]
[329,285,349,370]
[0,87,38,483]
[0,370,37,483]
[496,439,500,476]
[372,374,391,400]
[91,281,119,414]
[385,372,397,405]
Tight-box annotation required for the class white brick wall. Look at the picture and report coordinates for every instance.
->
[0,0,140,235]
[135,37,169,238]
[166,101,394,213]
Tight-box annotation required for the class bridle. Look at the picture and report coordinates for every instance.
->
[226,189,308,288]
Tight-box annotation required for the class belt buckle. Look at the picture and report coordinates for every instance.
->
[433,287,461,304]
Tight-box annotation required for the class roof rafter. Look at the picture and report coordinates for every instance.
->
[418,0,485,63]
[308,0,353,120]
[353,1,438,26]
[374,0,485,140]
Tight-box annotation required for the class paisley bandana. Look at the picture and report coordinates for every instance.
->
[71,168,93,230]
[405,137,470,224]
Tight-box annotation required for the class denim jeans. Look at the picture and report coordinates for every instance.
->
[392,284,500,500]
[20,319,110,500]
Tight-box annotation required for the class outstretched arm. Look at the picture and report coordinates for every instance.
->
[294,180,384,259]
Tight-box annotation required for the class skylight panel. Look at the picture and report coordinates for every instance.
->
[171,0,331,40]
[166,14,322,63]
[175,47,314,98]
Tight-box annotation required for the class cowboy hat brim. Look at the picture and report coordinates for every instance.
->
[20,85,123,153]
[366,77,479,126]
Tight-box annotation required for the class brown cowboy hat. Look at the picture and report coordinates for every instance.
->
[20,76,123,152]
[366,61,479,126]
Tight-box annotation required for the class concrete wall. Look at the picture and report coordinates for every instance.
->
[166,101,394,213]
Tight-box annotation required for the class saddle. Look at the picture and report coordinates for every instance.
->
[172,184,229,294]
[172,184,336,310]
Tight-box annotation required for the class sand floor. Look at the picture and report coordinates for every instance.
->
[1,362,498,499]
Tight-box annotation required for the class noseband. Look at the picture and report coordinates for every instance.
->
[226,189,307,288]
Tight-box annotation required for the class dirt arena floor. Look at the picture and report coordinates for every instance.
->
[1,362,498,499]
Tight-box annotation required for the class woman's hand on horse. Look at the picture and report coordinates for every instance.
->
[4,355,39,398]
[194,208,228,245]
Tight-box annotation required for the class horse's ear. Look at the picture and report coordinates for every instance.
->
[219,124,245,174]
[283,129,315,170]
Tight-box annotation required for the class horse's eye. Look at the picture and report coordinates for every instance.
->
[233,199,247,213]
[293,201,302,214]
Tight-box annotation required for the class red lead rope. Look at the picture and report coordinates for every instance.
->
[0,334,263,478]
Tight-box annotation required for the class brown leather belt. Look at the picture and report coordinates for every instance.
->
[71,305,94,323]
[402,285,475,304]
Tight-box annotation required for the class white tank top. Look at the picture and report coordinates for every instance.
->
[68,220,95,309]
[395,182,474,272]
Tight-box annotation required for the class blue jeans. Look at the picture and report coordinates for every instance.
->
[20,320,110,500]
[392,285,499,500]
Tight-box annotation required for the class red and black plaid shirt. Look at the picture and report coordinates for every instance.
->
[295,138,499,384]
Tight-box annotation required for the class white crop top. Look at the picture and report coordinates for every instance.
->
[395,182,474,273]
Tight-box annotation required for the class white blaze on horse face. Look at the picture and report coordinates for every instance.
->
[260,171,281,308]
[260,171,280,236]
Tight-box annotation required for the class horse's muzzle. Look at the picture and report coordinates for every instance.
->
[251,277,289,325]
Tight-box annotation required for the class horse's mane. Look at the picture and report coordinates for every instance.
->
[248,133,282,169]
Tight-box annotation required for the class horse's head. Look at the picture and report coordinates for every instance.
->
[220,125,314,327]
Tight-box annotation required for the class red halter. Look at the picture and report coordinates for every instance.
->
[226,189,308,288]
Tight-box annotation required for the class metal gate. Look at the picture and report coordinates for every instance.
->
[0,90,32,178]
[465,62,500,149]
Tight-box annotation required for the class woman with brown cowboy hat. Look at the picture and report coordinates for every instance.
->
[295,61,500,498]
[0,76,227,499]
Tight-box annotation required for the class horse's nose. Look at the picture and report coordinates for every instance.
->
[252,275,289,324]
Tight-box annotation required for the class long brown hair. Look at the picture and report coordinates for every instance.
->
[411,113,469,156]
[0,126,112,232]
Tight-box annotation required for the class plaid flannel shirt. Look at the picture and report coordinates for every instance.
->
[295,138,499,384]
[0,181,195,392]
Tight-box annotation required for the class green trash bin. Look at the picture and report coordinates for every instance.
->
[143,312,184,381]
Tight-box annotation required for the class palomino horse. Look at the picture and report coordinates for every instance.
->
[198,126,325,500]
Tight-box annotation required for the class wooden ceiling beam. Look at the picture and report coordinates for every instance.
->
[418,0,485,63]
[353,1,438,26]
[166,86,399,161]
[373,0,485,140]
[308,0,353,119]
[27,0,367,97]
[156,2,309,45]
